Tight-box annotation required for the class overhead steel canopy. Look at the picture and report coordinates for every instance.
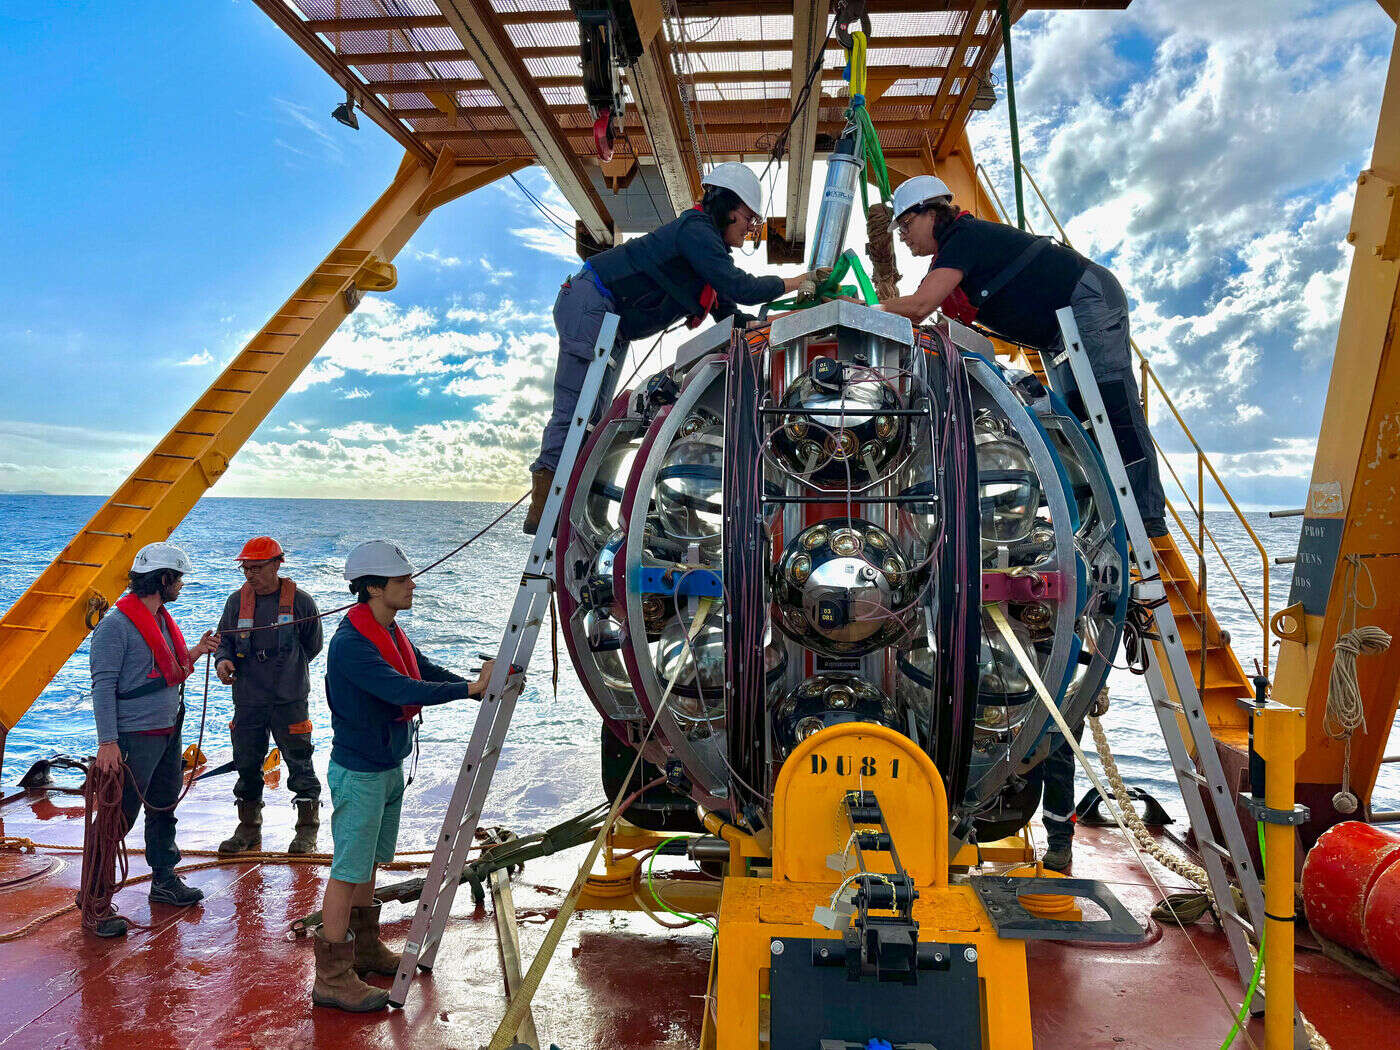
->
[256,0,1132,235]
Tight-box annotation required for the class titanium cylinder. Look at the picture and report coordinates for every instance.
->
[807,126,865,272]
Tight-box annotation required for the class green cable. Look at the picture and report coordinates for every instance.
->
[645,834,718,935]
[1220,822,1268,1050]
[997,0,1026,230]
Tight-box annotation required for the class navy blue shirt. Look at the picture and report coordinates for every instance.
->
[325,616,474,772]
[588,208,785,341]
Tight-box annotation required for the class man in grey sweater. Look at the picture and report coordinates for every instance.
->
[88,542,219,937]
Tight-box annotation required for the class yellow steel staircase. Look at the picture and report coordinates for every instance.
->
[0,151,524,736]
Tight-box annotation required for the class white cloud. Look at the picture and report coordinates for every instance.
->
[409,247,463,268]
[342,386,371,400]
[966,0,1390,482]
[511,224,579,262]
[176,350,213,367]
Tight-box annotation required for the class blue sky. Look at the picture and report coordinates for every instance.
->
[1,0,1394,507]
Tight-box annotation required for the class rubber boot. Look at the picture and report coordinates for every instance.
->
[522,468,553,535]
[218,799,263,854]
[349,901,402,976]
[312,930,390,1013]
[288,798,319,855]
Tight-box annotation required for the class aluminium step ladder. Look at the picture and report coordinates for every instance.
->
[1048,306,1306,1049]
[389,313,622,1008]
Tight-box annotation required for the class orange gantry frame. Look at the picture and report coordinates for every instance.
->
[0,0,1133,737]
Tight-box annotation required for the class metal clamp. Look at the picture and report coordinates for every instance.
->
[1241,796,1310,826]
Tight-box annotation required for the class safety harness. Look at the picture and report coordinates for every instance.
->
[113,593,193,701]
[233,577,296,660]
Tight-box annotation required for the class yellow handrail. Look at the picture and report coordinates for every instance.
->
[974,163,1272,677]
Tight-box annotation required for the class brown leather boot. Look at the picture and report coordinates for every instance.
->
[522,468,554,535]
[218,800,262,854]
[312,930,390,1012]
[349,901,402,976]
[288,798,319,854]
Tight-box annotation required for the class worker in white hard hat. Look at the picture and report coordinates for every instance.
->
[311,540,498,1013]
[524,161,825,534]
[85,542,221,937]
[875,174,1167,542]
[876,175,1163,875]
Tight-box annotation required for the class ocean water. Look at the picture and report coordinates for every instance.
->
[1,494,1396,822]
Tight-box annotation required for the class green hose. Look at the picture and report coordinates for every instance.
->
[645,834,718,934]
[1220,822,1268,1050]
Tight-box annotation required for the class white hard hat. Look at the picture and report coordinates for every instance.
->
[131,542,193,575]
[891,175,953,220]
[701,162,764,217]
[344,540,416,581]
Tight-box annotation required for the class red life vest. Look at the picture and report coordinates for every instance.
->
[347,603,422,722]
[234,577,296,653]
[115,593,193,692]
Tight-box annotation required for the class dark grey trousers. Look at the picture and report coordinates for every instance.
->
[116,707,185,875]
[1028,728,1079,850]
[531,275,628,474]
[230,698,320,804]
[1052,262,1168,535]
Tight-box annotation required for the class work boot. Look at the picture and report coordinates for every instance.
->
[349,901,401,976]
[84,906,128,938]
[288,798,319,855]
[522,468,554,535]
[312,930,391,1012]
[1041,843,1073,874]
[218,799,263,854]
[149,871,204,907]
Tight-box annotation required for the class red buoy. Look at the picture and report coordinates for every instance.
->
[1363,852,1400,977]
[1301,820,1400,956]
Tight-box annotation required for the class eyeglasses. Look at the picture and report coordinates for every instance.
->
[895,210,924,235]
[241,561,276,573]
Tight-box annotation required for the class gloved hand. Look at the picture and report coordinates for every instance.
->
[794,267,834,305]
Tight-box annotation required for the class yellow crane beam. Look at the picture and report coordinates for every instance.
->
[1275,20,1400,821]
[0,151,524,736]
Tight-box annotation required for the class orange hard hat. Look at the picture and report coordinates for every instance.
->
[237,536,285,562]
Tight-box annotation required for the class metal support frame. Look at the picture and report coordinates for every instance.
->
[436,0,615,245]
[783,0,832,251]
[389,313,623,1008]
[1046,307,1307,1049]
[626,0,703,215]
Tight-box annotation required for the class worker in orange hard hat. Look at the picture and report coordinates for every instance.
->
[213,537,325,854]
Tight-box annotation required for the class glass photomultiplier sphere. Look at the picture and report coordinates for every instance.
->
[772,517,918,657]
[772,673,901,757]
[770,357,909,486]
[654,425,724,550]
[975,413,1042,549]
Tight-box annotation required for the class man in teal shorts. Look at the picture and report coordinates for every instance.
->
[311,540,496,1013]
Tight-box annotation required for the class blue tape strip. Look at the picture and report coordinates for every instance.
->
[634,566,723,598]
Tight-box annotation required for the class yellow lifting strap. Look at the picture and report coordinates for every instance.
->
[484,597,716,1050]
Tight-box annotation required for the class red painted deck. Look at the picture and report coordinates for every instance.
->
[0,749,1395,1049]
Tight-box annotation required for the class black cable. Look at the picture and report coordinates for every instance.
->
[758,19,838,184]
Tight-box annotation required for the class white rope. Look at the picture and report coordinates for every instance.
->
[1325,625,1391,814]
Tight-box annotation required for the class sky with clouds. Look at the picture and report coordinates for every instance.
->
[0,0,1393,507]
